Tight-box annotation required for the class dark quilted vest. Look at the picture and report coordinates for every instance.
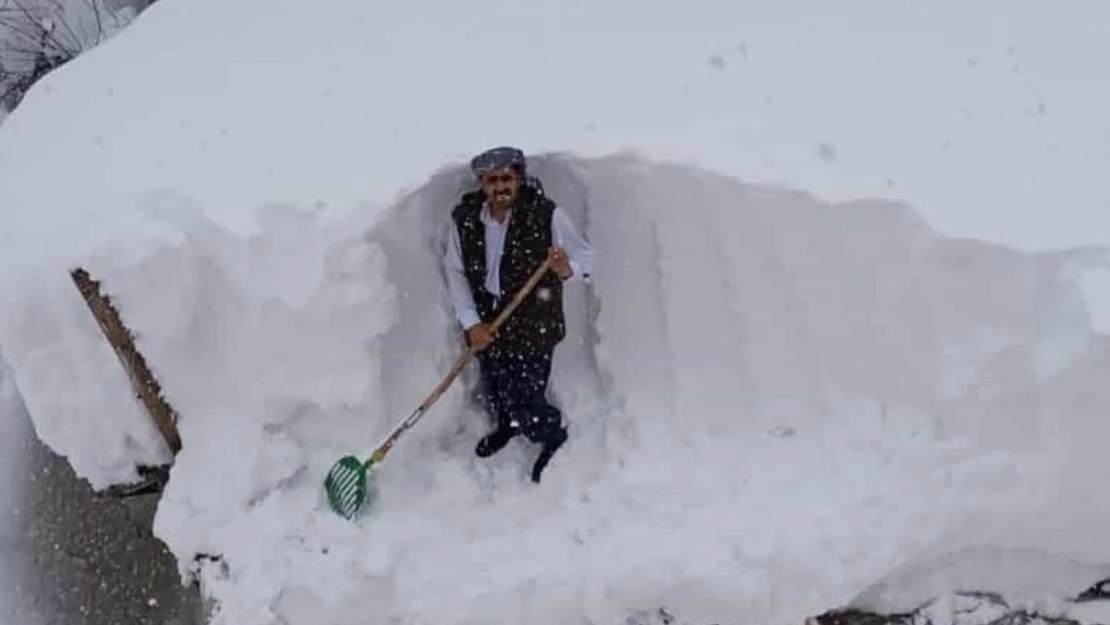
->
[451,183,565,350]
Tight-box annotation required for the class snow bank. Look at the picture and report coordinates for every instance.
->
[2,0,1109,250]
[2,0,1110,624]
[2,0,1109,486]
[9,153,1110,625]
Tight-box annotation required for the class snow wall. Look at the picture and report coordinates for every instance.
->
[3,152,1110,625]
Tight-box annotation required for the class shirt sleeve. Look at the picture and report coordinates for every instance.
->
[443,222,483,330]
[552,206,594,282]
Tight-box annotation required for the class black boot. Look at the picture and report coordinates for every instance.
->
[531,426,568,483]
[476,425,517,458]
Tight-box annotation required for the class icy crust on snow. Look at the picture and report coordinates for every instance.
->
[7,154,1098,625]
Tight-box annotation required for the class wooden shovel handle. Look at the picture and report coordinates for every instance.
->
[421,255,554,409]
[368,256,555,463]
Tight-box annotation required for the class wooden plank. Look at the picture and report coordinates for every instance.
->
[69,267,182,455]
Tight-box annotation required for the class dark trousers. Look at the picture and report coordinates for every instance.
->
[475,340,563,445]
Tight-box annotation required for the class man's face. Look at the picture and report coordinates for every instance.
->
[479,167,521,211]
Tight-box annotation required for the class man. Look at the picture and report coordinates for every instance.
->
[443,146,594,483]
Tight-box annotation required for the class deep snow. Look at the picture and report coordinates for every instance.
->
[1,0,1110,624]
[9,155,1110,625]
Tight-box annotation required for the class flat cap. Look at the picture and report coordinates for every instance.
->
[470,146,526,175]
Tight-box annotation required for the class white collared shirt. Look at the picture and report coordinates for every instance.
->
[443,202,594,330]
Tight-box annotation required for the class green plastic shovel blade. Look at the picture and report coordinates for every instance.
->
[324,455,372,520]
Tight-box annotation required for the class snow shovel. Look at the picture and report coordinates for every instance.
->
[324,256,555,519]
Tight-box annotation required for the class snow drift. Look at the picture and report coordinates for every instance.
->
[7,152,1110,625]
[2,0,1110,623]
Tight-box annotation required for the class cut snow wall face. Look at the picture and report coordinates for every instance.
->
[0,269,173,489]
[2,154,1110,625]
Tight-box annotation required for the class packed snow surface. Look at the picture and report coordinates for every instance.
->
[1,1,1110,624]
